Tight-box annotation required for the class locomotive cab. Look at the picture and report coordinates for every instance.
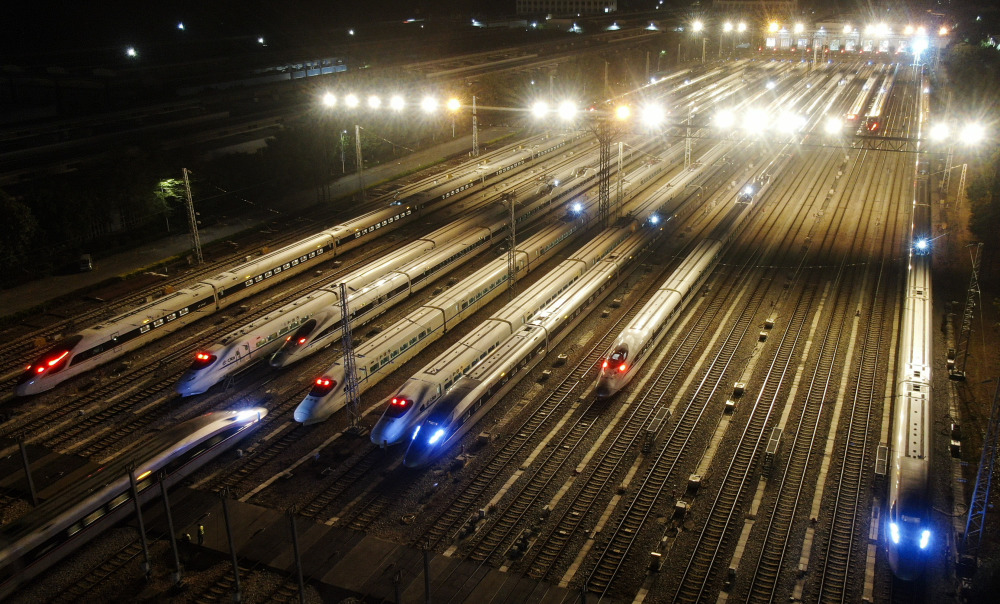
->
[596,345,629,398]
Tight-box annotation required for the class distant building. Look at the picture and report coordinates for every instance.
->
[712,0,797,18]
[515,1,617,16]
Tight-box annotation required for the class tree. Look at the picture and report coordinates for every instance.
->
[0,189,38,276]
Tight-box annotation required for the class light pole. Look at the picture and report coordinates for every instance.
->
[720,22,732,58]
[692,20,706,62]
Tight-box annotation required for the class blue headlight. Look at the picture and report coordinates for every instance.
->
[429,428,446,444]
[411,425,421,440]
[915,238,929,251]
[919,529,930,549]
[889,522,900,544]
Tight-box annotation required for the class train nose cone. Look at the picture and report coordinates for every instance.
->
[595,379,614,398]
[370,420,400,447]
[269,349,290,368]
[293,398,319,424]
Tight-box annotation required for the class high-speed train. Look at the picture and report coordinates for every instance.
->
[268,152,598,370]
[404,230,651,467]
[16,133,579,396]
[886,180,934,580]
[864,65,897,133]
[299,138,687,430]
[175,216,496,395]
[178,147,599,396]
[369,226,632,445]
[0,407,266,598]
[596,169,770,397]
[845,74,879,123]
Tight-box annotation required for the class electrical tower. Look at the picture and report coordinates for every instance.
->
[339,283,361,427]
[505,193,517,300]
[596,120,612,228]
[182,168,203,265]
[355,125,366,201]
[952,242,983,379]
[960,380,1000,577]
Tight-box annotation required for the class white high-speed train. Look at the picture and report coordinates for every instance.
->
[404,230,651,467]
[175,216,496,395]
[16,133,579,396]
[369,226,632,445]
[886,187,934,580]
[595,168,770,397]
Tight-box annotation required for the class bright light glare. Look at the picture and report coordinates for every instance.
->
[877,23,889,35]
[389,95,405,111]
[915,238,929,251]
[961,123,985,144]
[928,123,949,141]
[743,109,768,132]
[794,23,805,34]
[258,37,265,44]
[322,92,336,107]
[738,22,747,33]
[345,94,359,108]
[531,100,549,118]
[649,213,660,224]
[778,112,806,133]
[843,24,852,34]
[367,95,381,109]
[411,425,421,440]
[715,110,736,129]
[769,22,780,33]
[612,105,629,121]
[641,104,666,127]
[177,22,185,31]
[421,96,437,113]
[913,38,929,54]
[919,530,931,549]
[557,100,577,121]
[235,409,263,423]
[824,117,843,135]
[572,202,583,213]
[890,522,900,544]
[724,22,733,32]
[692,20,704,33]
[939,26,949,36]
[126,46,138,58]
[766,80,776,90]
[904,25,914,35]
[446,97,461,112]
[429,428,446,444]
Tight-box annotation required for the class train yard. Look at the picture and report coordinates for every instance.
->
[0,56,968,603]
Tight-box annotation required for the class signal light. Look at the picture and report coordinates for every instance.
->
[310,376,337,396]
[190,351,217,370]
[391,397,411,408]
[298,337,307,345]
[618,363,627,372]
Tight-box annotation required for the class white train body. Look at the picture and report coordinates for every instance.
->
[597,169,770,397]
[887,244,933,580]
[16,133,584,396]
[176,216,493,395]
[404,231,650,467]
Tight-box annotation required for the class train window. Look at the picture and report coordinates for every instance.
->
[67,521,85,537]
[109,492,130,511]
[82,507,105,527]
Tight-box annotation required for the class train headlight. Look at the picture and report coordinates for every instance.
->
[915,238,929,252]
[429,429,446,444]
[411,425,421,440]
[919,529,931,549]
[236,409,261,423]
[889,522,900,544]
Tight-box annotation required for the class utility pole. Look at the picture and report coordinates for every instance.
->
[505,193,517,301]
[354,125,366,201]
[615,141,624,225]
[472,95,479,157]
[339,283,361,427]
[182,168,203,265]
[952,242,983,379]
[684,105,693,170]
[596,120,612,228]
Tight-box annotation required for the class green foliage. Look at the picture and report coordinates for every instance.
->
[943,43,1000,116]
[0,189,38,274]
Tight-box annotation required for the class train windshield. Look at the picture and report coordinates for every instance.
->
[283,319,318,349]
